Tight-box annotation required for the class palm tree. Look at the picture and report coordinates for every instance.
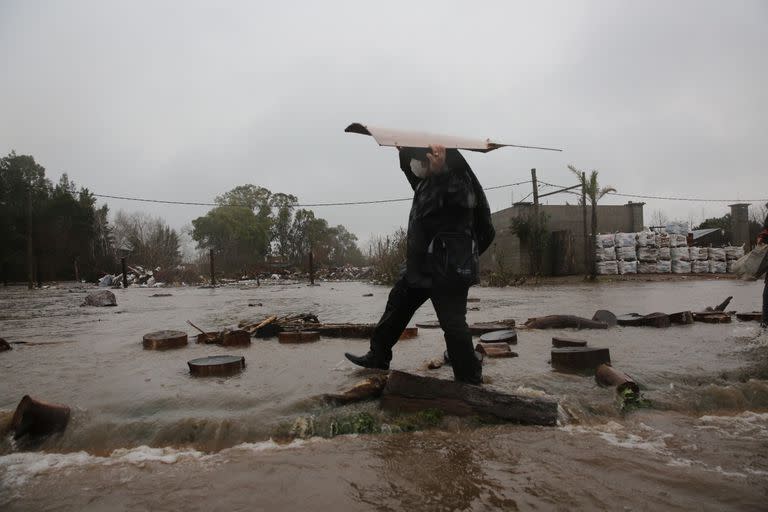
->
[568,165,616,279]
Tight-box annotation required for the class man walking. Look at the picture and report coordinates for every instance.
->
[345,144,495,384]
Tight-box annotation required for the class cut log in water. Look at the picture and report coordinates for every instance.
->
[278,331,321,343]
[399,327,418,340]
[195,331,221,344]
[220,329,252,346]
[479,330,518,344]
[669,311,694,325]
[320,374,390,405]
[524,315,608,330]
[713,296,733,312]
[416,320,441,329]
[188,355,245,377]
[551,347,610,374]
[10,395,71,440]
[475,342,518,358]
[142,330,188,350]
[693,311,732,324]
[380,371,558,426]
[616,312,671,328]
[592,310,618,327]
[552,336,587,348]
[595,364,639,396]
[736,312,762,322]
[312,323,375,338]
[469,320,516,335]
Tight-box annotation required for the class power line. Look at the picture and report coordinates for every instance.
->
[537,181,768,203]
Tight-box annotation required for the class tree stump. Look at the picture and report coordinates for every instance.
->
[551,336,587,348]
[479,330,518,344]
[469,321,516,335]
[525,315,607,330]
[0,337,11,352]
[592,310,617,327]
[278,331,321,343]
[475,342,518,358]
[595,364,639,396]
[10,395,71,440]
[188,355,245,377]
[736,312,763,322]
[220,329,251,346]
[551,347,610,374]
[416,320,442,329]
[399,327,418,340]
[693,312,732,324]
[616,313,671,328]
[142,330,188,350]
[669,311,694,325]
[380,371,558,425]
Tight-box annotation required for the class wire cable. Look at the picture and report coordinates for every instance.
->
[537,181,768,203]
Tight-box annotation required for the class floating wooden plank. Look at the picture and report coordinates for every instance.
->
[552,336,587,348]
[416,320,441,329]
[551,347,610,374]
[220,329,252,347]
[736,312,763,322]
[278,331,321,343]
[399,327,418,340]
[142,330,188,350]
[616,313,671,328]
[669,311,694,325]
[479,330,518,344]
[525,315,607,330]
[469,320,516,335]
[380,371,558,425]
[475,342,518,358]
[10,395,71,440]
[693,311,732,324]
[188,355,245,377]
[595,364,639,396]
[592,310,617,327]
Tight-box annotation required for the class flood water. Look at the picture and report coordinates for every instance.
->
[1,279,767,511]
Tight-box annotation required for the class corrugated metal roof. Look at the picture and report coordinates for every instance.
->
[692,228,721,240]
[345,123,562,153]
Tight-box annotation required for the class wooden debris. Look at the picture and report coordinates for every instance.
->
[362,293,374,297]
[220,329,251,346]
[278,331,321,343]
[736,312,763,322]
[0,337,11,352]
[188,355,245,377]
[469,320,516,335]
[399,327,418,340]
[242,315,277,335]
[416,320,441,329]
[427,359,444,370]
[475,342,518,358]
[150,293,173,298]
[479,330,518,344]
[195,332,221,344]
[616,313,671,328]
[595,364,639,396]
[10,395,71,440]
[380,371,558,426]
[467,297,481,303]
[319,374,390,405]
[552,336,587,348]
[669,311,694,325]
[80,290,117,307]
[313,323,375,338]
[551,347,610,374]
[142,330,188,350]
[524,315,607,330]
[693,311,732,324]
[713,296,733,312]
[592,310,618,327]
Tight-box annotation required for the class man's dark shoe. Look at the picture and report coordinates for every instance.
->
[344,351,389,370]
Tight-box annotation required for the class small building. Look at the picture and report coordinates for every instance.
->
[481,202,645,276]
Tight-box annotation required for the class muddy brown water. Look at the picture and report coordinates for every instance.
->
[1,279,767,510]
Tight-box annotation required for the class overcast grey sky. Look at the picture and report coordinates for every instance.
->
[1,0,766,248]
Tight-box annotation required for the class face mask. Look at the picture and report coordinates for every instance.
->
[410,158,429,179]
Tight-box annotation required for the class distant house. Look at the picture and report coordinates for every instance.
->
[691,228,726,247]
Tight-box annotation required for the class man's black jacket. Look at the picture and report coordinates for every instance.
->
[399,148,495,288]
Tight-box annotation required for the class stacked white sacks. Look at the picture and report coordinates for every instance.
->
[725,245,745,273]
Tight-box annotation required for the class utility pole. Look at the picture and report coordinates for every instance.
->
[26,188,33,290]
[209,249,216,286]
[308,240,315,286]
[530,168,540,275]
[581,171,588,275]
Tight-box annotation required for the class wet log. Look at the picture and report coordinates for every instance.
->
[592,310,617,327]
[242,315,277,335]
[278,331,321,343]
[142,330,188,350]
[220,329,252,347]
[551,336,587,348]
[693,311,732,324]
[399,327,418,340]
[10,395,71,440]
[416,320,441,329]
[475,342,518,358]
[467,297,481,303]
[195,331,221,344]
[312,323,375,338]
[713,296,733,312]
[150,293,173,298]
[479,330,518,344]
[80,290,117,307]
[595,364,639,396]
[616,313,671,328]
[669,311,694,325]
[0,337,11,352]
[524,315,608,330]
[469,320,516,335]
[736,312,763,322]
[320,374,390,405]
[551,347,610,374]
[188,355,245,377]
[381,371,558,426]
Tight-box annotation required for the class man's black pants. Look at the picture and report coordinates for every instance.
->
[369,277,481,382]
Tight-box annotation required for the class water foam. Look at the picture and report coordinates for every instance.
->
[696,411,768,440]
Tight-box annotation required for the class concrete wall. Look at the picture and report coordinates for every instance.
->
[481,202,645,275]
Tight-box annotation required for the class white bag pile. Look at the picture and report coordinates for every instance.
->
[638,262,658,273]
[671,247,690,261]
[657,260,672,273]
[618,259,637,274]
[725,245,745,260]
[637,231,656,247]
[670,234,688,248]
[692,259,710,273]
[672,260,692,273]
[665,221,689,235]
[709,260,727,273]
[636,231,658,275]
[689,246,708,261]
[594,234,617,262]
[708,247,726,262]
[597,261,618,275]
